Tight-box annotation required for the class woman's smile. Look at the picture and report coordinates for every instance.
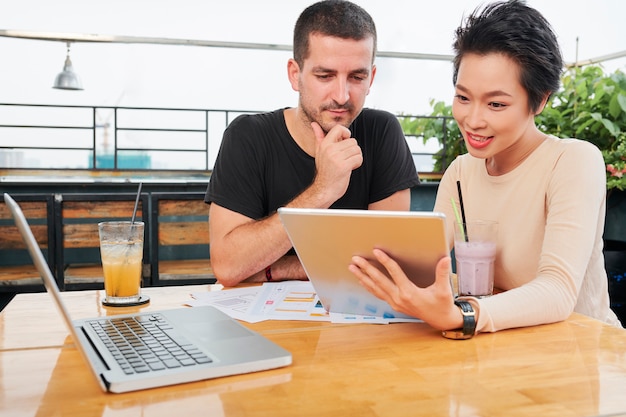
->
[466,131,494,149]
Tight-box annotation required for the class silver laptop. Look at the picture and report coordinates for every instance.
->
[278,207,449,319]
[4,193,291,393]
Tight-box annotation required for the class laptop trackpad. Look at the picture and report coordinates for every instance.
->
[184,320,254,341]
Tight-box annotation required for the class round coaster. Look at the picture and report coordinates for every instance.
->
[102,294,150,307]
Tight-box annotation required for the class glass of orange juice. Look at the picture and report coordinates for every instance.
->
[98,221,144,305]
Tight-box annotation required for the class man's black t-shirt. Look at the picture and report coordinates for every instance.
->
[205,108,420,219]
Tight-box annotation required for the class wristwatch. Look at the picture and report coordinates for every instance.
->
[442,300,476,340]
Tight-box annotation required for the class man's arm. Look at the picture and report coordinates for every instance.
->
[209,203,305,286]
[368,188,411,211]
[210,123,363,286]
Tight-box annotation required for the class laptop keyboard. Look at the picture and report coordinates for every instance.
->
[87,313,213,375]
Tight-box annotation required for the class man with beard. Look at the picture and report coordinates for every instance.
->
[205,0,420,286]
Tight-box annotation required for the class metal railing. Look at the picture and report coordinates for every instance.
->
[0,103,452,177]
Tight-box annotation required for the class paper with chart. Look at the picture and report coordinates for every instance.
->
[247,281,421,323]
[188,281,420,324]
[246,281,330,321]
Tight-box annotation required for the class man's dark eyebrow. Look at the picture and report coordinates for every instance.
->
[311,66,371,76]
[311,66,336,73]
[351,68,371,76]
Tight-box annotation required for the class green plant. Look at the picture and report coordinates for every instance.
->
[399,100,464,173]
[536,65,626,190]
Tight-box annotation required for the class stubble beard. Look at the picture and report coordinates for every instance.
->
[299,99,355,134]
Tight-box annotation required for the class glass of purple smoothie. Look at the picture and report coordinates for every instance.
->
[454,220,498,298]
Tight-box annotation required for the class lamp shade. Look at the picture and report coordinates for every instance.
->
[53,47,83,90]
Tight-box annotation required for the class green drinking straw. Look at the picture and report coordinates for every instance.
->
[451,197,466,242]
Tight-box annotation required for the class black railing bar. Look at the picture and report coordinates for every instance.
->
[116,148,208,152]
[116,127,207,133]
[0,166,212,174]
[0,103,95,110]
[0,146,95,151]
[115,107,258,115]
[205,110,209,171]
[91,107,97,171]
[0,124,93,129]
[0,103,448,127]
[113,108,118,169]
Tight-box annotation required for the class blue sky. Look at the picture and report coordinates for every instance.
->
[0,0,624,115]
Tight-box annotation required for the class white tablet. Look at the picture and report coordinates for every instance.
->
[278,208,449,319]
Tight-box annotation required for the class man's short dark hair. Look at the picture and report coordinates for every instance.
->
[293,0,377,67]
[452,0,563,112]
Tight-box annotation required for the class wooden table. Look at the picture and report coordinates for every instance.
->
[1,285,626,417]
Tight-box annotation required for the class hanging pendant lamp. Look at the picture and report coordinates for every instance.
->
[53,42,83,90]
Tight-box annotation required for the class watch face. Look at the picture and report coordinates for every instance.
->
[442,329,472,340]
